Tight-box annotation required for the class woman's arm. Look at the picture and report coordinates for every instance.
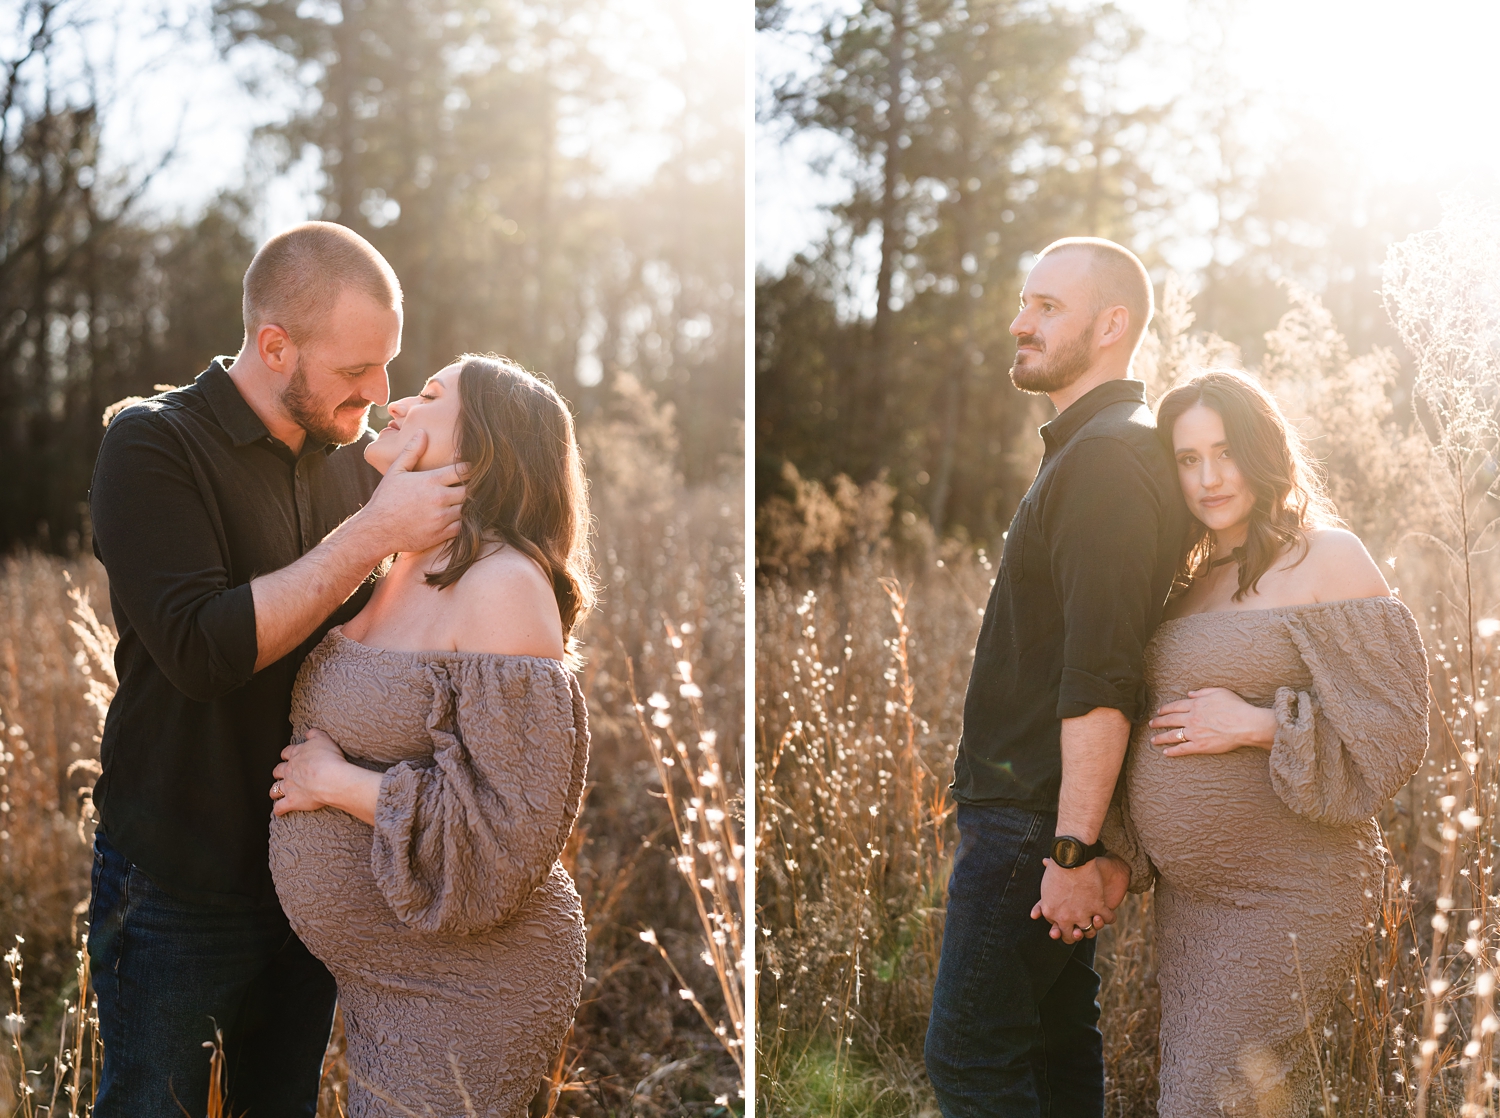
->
[1152,530,1392,758]
[271,729,381,824]
[1149,687,1278,755]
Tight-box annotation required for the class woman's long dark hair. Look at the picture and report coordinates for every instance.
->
[426,354,597,662]
[1156,368,1338,601]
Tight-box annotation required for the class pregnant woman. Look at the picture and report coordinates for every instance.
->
[1099,369,1429,1115]
[266,354,595,1116]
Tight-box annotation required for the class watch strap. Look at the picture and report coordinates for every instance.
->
[1050,834,1107,868]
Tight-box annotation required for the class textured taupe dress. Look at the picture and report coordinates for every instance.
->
[269,628,589,1118]
[1102,597,1428,1117]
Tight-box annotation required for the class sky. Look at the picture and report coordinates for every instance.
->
[756,0,1500,274]
[59,1,322,235]
[54,0,743,241]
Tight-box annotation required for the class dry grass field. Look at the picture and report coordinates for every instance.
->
[756,203,1500,1116]
[0,375,744,1116]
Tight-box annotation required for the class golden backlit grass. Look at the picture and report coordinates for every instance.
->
[757,201,1500,1116]
[0,374,744,1116]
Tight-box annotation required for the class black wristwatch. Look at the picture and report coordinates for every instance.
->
[1050,835,1106,869]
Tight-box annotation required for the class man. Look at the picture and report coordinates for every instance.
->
[923,238,1189,1116]
[86,222,465,1116]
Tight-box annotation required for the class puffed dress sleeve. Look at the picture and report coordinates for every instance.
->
[1269,597,1429,826]
[370,656,590,933]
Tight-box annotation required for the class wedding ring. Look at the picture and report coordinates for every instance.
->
[1178,729,1187,742]
[272,781,283,799]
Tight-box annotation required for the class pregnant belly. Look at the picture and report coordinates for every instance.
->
[1126,738,1378,909]
[269,810,587,994]
[269,809,393,966]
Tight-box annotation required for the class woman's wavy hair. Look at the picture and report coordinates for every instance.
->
[1156,368,1339,601]
[426,354,597,663]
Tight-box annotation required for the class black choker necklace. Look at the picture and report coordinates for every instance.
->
[1209,546,1245,569]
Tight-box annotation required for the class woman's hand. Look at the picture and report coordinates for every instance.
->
[1029,854,1132,941]
[271,729,351,816]
[1149,687,1277,756]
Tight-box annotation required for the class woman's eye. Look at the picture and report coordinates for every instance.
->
[418,393,437,402]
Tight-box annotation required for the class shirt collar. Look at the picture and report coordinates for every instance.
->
[197,358,336,457]
[1040,377,1146,453]
[198,359,271,447]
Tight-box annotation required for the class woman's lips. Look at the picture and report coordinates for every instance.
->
[1198,495,1233,508]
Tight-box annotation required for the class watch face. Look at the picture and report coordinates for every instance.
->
[1053,837,1084,868]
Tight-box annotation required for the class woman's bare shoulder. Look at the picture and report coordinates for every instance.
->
[446,544,566,659]
[1302,527,1390,601]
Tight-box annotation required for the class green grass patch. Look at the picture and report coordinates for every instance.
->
[759,1033,934,1117]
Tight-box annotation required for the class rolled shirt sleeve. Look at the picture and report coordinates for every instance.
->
[90,409,259,701]
[1040,435,1166,722]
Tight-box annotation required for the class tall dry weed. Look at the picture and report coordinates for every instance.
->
[757,198,1500,1115]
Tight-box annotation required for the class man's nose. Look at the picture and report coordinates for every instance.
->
[362,368,391,408]
[1009,311,1028,337]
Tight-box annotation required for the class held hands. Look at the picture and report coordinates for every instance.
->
[357,430,468,558]
[270,729,350,816]
[1029,855,1131,944]
[1148,687,1277,756]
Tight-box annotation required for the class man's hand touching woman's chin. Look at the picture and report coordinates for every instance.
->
[1029,853,1132,943]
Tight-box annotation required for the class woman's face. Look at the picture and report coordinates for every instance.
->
[1172,403,1255,534]
[364,363,463,475]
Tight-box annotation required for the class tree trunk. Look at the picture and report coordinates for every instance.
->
[332,2,361,228]
[864,0,906,479]
[929,65,977,538]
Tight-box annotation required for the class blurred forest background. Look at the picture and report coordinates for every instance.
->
[0,0,745,1113]
[754,0,1497,553]
[3,0,743,551]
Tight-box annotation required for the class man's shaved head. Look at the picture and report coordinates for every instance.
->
[242,221,402,346]
[1036,237,1154,359]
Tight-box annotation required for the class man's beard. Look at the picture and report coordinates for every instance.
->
[1010,323,1094,394]
[280,357,368,448]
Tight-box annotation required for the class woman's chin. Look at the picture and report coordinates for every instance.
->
[1196,506,1250,535]
[363,440,393,476]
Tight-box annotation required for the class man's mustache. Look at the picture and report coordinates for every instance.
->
[1015,334,1043,351]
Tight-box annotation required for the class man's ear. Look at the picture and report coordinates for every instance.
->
[1097,305,1130,349]
[256,323,296,375]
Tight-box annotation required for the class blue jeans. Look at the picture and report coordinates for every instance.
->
[924,804,1104,1117]
[87,830,337,1118]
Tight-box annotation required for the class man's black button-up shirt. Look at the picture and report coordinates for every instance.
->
[89,359,381,904]
[952,378,1190,810]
